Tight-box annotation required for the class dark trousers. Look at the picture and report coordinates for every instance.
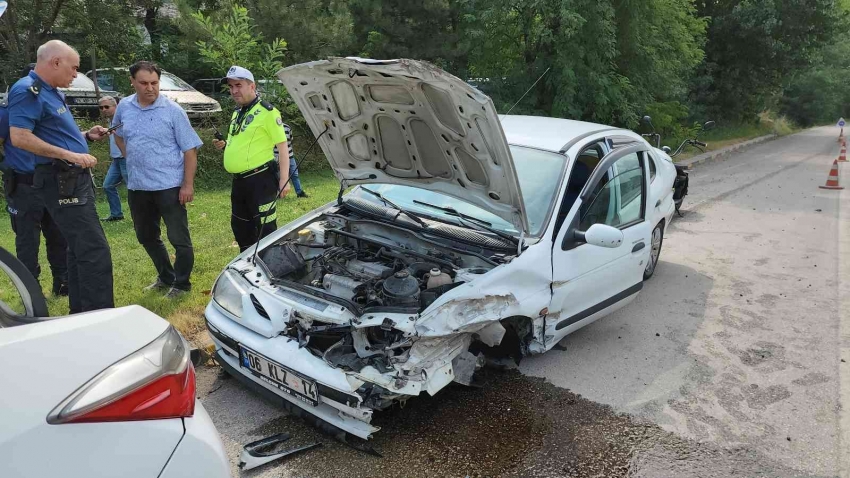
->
[231,167,278,252]
[34,164,114,313]
[128,187,194,291]
[5,179,68,289]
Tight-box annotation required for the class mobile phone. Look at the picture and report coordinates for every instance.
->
[106,122,123,134]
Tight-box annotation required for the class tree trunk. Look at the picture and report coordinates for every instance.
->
[144,7,159,61]
[91,47,99,99]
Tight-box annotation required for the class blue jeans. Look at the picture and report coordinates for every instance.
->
[289,158,303,194]
[103,158,128,218]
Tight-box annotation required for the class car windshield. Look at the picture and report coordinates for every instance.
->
[68,75,95,90]
[89,69,192,92]
[348,145,566,236]
[159,72,194,91]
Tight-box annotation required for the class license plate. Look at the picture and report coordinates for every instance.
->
[73,98,97,104]
[239,346,319,406]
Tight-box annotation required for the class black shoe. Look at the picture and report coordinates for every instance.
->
[144,279,172,292]
[296,191,309,198]
[101,215,124,222]
[52,282,69,297]
[164,287,189,299]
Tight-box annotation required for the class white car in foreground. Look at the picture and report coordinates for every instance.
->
[0,249,231,478]
[205,58,678,441]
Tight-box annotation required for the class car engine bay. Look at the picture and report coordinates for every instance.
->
[257,210,512,314]
[245,210,517,388]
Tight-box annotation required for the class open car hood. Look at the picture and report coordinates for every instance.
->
[277,58,528,234]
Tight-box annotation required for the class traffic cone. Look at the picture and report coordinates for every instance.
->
[840,144,848,162]
[819,160,844,190]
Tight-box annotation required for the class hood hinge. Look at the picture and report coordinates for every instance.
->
[336,180,347,205]
[517,230,526,256]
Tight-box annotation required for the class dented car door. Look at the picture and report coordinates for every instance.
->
[546,144,652,345]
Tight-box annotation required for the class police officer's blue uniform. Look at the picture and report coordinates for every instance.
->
[0,104,68,295]
[7,71,113,312]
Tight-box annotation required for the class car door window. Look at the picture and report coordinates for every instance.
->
[553,141,607,237]
[648,154,657,182]
[579,152,645,230]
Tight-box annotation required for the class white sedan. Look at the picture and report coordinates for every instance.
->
[204,58,678,441]
[0,249,231,478]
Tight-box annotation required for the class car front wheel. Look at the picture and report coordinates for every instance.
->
[0,247,49,327]
[643,222,664,280]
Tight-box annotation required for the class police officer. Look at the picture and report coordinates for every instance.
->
[213,66,291,252]
[1,94,69,296]
[8,40,114,312]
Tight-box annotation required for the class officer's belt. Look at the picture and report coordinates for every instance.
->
[234,160,275,180]
[15,173,34,185]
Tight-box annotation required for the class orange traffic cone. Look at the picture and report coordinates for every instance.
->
[840,144,848,162]
[820,160,844,190]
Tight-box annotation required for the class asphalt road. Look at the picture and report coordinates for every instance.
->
[196,126,850,477]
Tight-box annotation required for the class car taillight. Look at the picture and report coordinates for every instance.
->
[47,326,195,424]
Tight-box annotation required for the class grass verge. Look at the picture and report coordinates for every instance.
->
[0,170,340,340]
[671,112,796,161]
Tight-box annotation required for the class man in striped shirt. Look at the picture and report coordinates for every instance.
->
[275,123,308,198]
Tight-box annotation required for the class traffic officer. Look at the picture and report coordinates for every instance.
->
[1,98,69,296]
[213,66,291,252]
[8,40,114,312]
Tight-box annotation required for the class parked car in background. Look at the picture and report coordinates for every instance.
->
[88,68,222,121]
[204,57,679,441]
[62,74,122,117]
[0,247,232,478]
[191,77,228,102]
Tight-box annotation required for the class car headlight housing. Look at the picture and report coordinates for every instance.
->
[213,269,250,318]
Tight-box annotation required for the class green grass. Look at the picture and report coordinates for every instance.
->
[671,112,797,161]
[0,170,340,339]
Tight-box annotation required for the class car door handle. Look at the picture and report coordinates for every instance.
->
[632,242,645,253]
[655,199,661,208]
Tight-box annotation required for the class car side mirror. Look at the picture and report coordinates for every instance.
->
[574,224,624,248]
[703,120,715,131]
[662,146,672,154]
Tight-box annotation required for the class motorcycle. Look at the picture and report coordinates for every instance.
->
[640,116,715,216]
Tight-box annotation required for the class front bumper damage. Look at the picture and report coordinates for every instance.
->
[205,294,498,440]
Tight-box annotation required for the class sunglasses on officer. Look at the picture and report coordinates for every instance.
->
[99,104,114,110]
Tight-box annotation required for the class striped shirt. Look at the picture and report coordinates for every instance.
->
[274,123,295,160]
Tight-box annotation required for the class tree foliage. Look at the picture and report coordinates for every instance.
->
[692,0,843,121]
[191,2,286,79]
[2,0,848,132]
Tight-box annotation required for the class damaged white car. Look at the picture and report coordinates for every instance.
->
[204,58,679,442]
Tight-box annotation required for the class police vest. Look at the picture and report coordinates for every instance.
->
[223,100,288,174]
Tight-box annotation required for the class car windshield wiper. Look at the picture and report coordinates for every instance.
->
[413,199,519,246]
[358,187,428,228]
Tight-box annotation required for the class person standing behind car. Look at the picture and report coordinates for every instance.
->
[98,96,128,222]
[1,100,69,296]
[212,66,291,252]
[8,40,113,313]
[275,123,308,198]
[113,61,202,299]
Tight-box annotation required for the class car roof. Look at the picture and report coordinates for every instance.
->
[500,115,629,152]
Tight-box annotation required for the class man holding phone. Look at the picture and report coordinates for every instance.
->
[113,61,202,299]
[8,40,114,313]
[98,95,127,222]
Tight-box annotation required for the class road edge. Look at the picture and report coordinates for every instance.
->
[677,134,778,170]
[839,176,850,478]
